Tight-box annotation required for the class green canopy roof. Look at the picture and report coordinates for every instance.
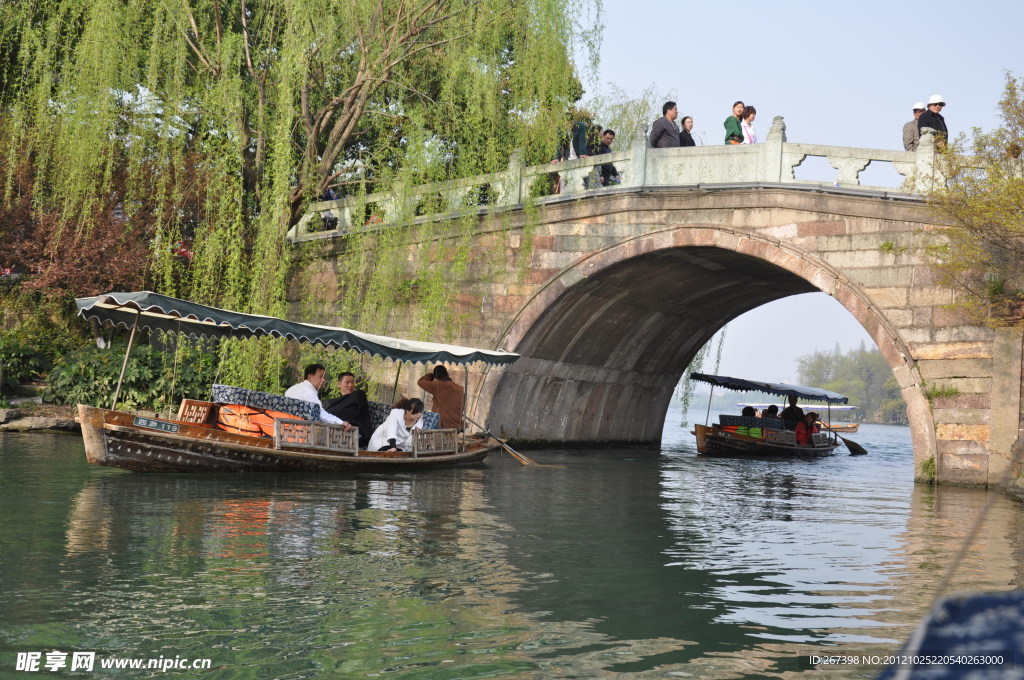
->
[77,291,520,366]
[689,372,849,404]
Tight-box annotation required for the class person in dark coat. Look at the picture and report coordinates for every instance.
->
[649,101,681,148]
[596,129,621,185]
[679,116,696,147]
[324,372,373,448]
[918,94,948,147]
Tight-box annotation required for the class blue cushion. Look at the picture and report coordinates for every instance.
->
[211,384,319,421]
[720,415,783,429]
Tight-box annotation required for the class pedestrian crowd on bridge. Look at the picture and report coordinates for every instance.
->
[550,93,952,194]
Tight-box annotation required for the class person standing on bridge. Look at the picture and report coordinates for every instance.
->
[679,116,696,147]
[724,101,744,144]
[903,102,925,151]
[918,94,948,147]
[649,101,681,148]
[741,106,757,144]
[597,129,621,185]
[417,365,465,430]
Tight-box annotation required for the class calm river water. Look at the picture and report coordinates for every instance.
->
[1,417,1022,679]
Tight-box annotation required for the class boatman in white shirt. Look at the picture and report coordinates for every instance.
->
[284,363,352,429]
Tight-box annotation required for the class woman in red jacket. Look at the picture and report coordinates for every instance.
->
[795,412,820,446]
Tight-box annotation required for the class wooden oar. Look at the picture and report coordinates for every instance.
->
[464,415,540,466]
[819,423,868,456]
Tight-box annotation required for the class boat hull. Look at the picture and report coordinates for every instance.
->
[78,405,494,473]
[693,424,838,458]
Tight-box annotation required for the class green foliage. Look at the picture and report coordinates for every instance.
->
[795,342,905,422]
[925,72,1024,324]
[1,0,603,388]
[44,336,218,412]
[924,383,961,401]
[879,241,908,255]
[0,318,78,393]
[919,456,937,483]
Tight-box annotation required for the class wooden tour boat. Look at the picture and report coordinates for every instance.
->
[690,372,855,458]
[75,292,521,473]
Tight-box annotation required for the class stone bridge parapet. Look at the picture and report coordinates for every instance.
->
[289,117,947,241]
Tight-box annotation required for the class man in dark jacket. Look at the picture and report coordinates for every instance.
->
[324,372,373,448]
[596,129,620,185]
[649,101,680,148]
[918,94,948,147]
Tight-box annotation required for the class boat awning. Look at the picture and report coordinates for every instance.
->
[689,372,848,404]
[76,291,520,366]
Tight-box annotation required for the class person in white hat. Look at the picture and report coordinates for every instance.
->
[903,102,926,151]
[918,94,948,146]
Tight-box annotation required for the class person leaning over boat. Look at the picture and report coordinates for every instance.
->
[368,398,425,452]
[324,372,372,448]
[417,365,465,429]
[794,412,820,446]
[284,363,352,429]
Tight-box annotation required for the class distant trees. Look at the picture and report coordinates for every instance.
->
[796,343,906,424]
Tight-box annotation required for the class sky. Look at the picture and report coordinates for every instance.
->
[578,0,1023,385]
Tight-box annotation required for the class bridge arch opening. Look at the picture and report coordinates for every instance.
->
[487,238,931,460]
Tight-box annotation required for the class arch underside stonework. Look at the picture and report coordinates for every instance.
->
[487,234,931,460]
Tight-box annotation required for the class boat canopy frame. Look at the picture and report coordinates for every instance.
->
[77,291,520,416]
[689,372,849,439]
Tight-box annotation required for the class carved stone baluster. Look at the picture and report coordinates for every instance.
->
[828,156,871,186]
[495,149,524,206]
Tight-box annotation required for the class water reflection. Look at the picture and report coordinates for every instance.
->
[0,426,1021,679]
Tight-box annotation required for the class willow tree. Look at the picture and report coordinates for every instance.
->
[926,72,1024,325]
[0,0,601,387]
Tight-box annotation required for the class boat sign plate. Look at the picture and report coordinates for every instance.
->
[133,416,180,434]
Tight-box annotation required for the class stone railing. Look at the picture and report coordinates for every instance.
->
[288,116,945,241]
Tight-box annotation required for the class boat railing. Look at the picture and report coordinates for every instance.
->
[412,428,459,456]
[273,419,359,454]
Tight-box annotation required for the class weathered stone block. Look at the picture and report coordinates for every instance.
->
[935,423,990,441]
[845,266,916,288]
[918,359,992,381]
[933,326,994,343]
[933,306,973,326]
[864,287,909,308]
[760,223,799,240]
[912,342,992,360]
[928,377,991,394]
[797,220,847,237]
[931,408,989,425]
[937,452,989,485]
[908,286,955,306]
[929,392,990,410]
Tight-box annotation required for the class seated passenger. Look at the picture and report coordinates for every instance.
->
[779,396,804,430]
[794,412,820,446]
[324,372,372,448]
[763,404,779,420]
[741,406,756,417]
[368,398,425,452]
[284,363,351,428]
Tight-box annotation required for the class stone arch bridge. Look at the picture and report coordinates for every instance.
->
[290,119,1022,486]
